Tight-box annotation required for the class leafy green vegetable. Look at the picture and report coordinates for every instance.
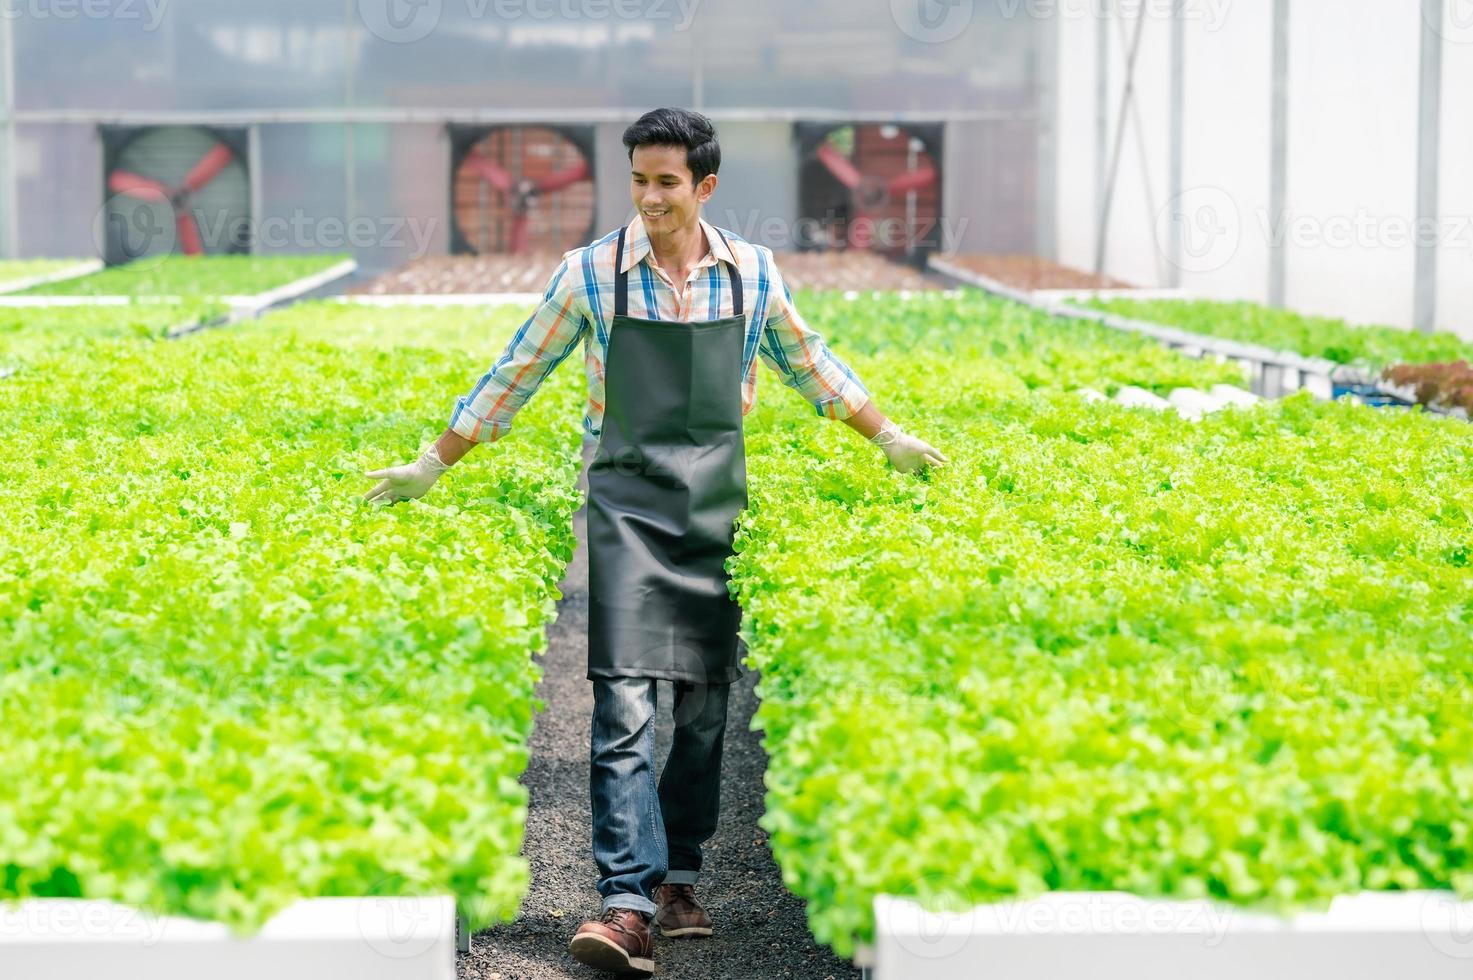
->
[733,293,1473,958]
[796,289,1248,394]
[0,258,92,290]
[0,302,583,935]
[1086,297,1473,371]
[16,255,353,298]
[0,302,227,372]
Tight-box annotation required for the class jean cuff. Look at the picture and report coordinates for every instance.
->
[602,894,656,918]
[661,870,699,886]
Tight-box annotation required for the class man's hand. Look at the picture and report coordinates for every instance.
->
[869,421,948,474]
[362,446,451,505]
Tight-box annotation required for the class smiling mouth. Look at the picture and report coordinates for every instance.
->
[643,210,668,218]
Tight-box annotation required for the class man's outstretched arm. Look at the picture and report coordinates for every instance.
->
[757,252,947,473]
[363,255,589,504]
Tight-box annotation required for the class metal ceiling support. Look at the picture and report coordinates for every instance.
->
[248,124,263,253]
[1268,0,1290,308]
[1167,0,1185,288]
[1414,0,1444,333]
[1116,9,1167,286]
[6,107,1037,126]
[344,0,358,237]
[1093,1,1148,276]
[1095,0,1110,227]
[0,8,16,258]
[1035,6,1058,261]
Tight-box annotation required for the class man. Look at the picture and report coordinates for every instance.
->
[364,107,946,975]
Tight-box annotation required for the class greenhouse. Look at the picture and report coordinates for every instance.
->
[0,2,1470,978]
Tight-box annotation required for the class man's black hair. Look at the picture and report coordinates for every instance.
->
[622,108,721,185]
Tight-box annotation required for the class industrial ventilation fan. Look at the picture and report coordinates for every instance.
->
[449,124,596,255]
[795,122,943,265]
[100,125,251,265]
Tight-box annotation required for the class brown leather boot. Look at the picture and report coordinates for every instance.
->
[652,882,713,938]
[568,906,655,974]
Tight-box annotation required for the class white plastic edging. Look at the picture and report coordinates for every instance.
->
[1034,287,1192,303]
[0,896,456,980]
[0,295,183,306]
[332,292,546,307]
[0,259,104,295]
[873,890,1473,980]
[928,254,1347,401]
[926,256,1036,307]
[234,258,359,317]
[0,259,358,323]
[836,288,967,301]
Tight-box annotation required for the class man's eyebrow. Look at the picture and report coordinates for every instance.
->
[630,169,683,178]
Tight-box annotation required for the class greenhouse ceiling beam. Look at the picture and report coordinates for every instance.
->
[1414,0,1443,333]
[7,107,1038,126]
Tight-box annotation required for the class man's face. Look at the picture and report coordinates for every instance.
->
[630,144,716,235]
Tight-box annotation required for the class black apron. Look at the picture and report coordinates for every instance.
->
[586,224,749,685]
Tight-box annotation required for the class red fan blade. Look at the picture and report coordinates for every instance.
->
[508,213,530,254]
[176,209,205,255]
[182,143,235,194]
[816,142,863,190]
[465,149,515,194]
[533,159,589,194]
[887,164,937,196]
[108,170,171,202]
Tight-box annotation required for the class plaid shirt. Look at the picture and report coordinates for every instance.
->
[449,215,871,444]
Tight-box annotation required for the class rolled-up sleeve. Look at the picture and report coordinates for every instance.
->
[756,250,871,420]
[449,255,589,444]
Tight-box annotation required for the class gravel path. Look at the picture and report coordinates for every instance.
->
[458,438,860,980]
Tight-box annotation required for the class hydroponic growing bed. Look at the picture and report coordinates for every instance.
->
[0,302,226,371]
[12,255,355,298]
[350,248,945,296]
[1085,297,1473,375]
[934,253,1136,292]
[734,290,1473,965]
[0,302,586,954]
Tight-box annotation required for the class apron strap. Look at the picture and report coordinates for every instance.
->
[615,224,630,318]
[714,227,743,318]
[613,223,744,319]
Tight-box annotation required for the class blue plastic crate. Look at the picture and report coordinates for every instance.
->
[1332,382,1416,409]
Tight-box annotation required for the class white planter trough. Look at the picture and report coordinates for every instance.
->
[869,890,1473,980]
[0,259,104,295]
[333,292,546,307]
[0,895,460,980]
[0,259,358,324]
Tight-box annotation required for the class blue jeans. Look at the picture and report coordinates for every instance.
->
[590,676,731,917]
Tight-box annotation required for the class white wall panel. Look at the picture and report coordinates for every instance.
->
[1436,2,1473,340]
[1284,0,1420,330]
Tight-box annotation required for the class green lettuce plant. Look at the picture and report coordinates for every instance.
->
[1086,297,1473,371]
[0,302,583,934]
[17,254,353,298]
[733,300,1473,957]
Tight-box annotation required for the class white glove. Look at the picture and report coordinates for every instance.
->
[870,421,948,474]
[362,446,450,505]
